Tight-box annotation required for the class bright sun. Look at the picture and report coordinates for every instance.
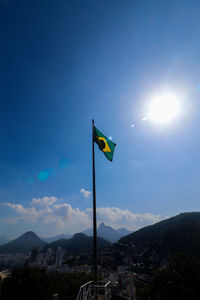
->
[147,94,181,124]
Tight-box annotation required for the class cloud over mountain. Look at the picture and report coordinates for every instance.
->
[0,196,164,237]
[86,207,163,230]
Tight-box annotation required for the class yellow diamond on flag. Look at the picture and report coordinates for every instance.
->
[96,137,111,152]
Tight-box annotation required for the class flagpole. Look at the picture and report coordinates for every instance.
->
[92,119,98,285]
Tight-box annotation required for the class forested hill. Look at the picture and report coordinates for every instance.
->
[119,212,200,257]
[46,233,110,254]
[0,231,46,253]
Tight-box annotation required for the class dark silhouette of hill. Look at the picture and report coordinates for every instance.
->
[47,233,110,254]
[0,231,46,253]
[119,212,200,257]
[82,222,132,243]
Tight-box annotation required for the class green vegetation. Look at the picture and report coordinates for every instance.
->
[0,268,92,300]
[138,254,200,300]
[120,212,200,258]
[47,233,110,254]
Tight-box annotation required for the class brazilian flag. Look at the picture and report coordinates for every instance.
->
[93,126,116,161]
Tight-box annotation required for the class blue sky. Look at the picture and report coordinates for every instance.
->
[1,0,200,238]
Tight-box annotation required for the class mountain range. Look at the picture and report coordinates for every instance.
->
[0,222,130,253]
[2,213,200,257]
[39,223,131,244]
[0,231,109,255]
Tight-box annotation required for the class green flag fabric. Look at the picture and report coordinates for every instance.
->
[93,126,116,161]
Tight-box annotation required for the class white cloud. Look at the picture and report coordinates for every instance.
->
[31,196,58,206]
[0,197,165,235]
[2,203,38,217]
[2,217,19,225]
[2,203,27,214]
[86,207,163,230]
[53,203,72,218]
[80,188,91,198]
[0,197,91,234]
[43,215,58,225]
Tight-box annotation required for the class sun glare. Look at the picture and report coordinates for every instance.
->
[147,94,181,124]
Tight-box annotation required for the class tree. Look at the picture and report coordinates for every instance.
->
[138,254,200,300]
[1,267,92,300]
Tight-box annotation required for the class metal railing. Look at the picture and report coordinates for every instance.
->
[76,281,92,300]
[76,281,111,300]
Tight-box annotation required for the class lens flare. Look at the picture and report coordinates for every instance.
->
[58,158,70,169]
[38,168,55,181]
